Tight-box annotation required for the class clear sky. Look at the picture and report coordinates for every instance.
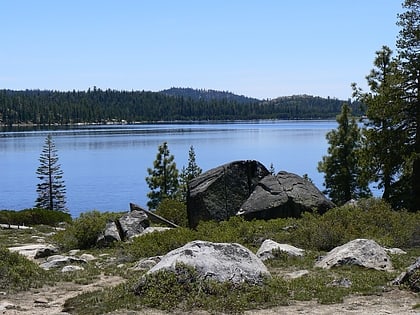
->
[1,1,403,100]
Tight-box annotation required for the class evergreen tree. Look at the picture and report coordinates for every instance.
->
[396,0,420,210]
[352,46,408,205]
[145,142,179,209]
[318,104,371,205]
[35,134,67,212]
[179,145,202,201]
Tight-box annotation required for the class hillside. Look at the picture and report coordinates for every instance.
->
[160,87,260,104]
[0,88,362,126]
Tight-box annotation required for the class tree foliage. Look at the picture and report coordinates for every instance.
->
[396,0,420,209]
[0,89,363,127]
[179,145,202,201]
[145,142,179,209]
[352,46,409,207]
[35,134,67,212]
[318,104,371,205]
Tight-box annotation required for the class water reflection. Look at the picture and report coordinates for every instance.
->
[1,121,338,216]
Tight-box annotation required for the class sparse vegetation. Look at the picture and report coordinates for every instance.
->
[1,198,420,314]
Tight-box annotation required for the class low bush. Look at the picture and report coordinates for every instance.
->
[53,210,123,250]
[292,198,420,250]
[0,247,53,292]
[0,208,71,227]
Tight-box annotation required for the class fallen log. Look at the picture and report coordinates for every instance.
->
[130,203,179,228]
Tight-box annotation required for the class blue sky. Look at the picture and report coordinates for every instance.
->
[1,1,402,100]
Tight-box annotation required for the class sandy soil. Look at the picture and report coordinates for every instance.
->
[0,276,418,315]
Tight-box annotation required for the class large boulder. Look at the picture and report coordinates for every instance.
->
[118,209,149,239]
[97,221,121,246]
[135,240,270,288]
[315,239,393,271]
[237,171,335,220]
[187,160,269,228]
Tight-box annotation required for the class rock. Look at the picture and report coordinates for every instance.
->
[329,278,352,288]
[187,160,270,228]
[61,265,85,272]
[392,256,420,292]
[238,172,335,220]
[79,253,96,261]
[135,240,270,291]
[118,210,149,239]
[315,239,393,271]
[0,301,15,311]
[34,244,59,259]
[68,249,80,256]
[8,243,58,260]
[39,255,87,270]
[140,226,172,234]
[283,270,309,279]
[384,247,407,255]
[97,221,121,246]
[256,239,305,261]
[131,256,162,271]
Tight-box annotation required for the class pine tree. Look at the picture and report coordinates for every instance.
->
[396,0,420,210]
[145,142,179,209]
[352,46,409,206]
[35,134,67,212]
[318,104,371,205]
[179,145,202,201]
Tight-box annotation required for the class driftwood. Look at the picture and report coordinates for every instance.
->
[130,203,179,228]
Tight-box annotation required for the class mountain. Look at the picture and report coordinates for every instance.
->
[160,87,260,104]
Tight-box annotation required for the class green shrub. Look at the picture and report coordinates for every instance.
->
[0,208,71,226]
[53,210,123,250]
[154,198,188,227]
[292,198,420,250]
[0,247,53,292]
[127,227,197,259]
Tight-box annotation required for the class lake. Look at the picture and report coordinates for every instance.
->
[1,120,338,217]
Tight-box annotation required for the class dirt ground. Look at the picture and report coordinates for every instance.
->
[0,276,418,315]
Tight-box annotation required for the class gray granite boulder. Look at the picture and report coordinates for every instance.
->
[39,255,87,270]
[135,240,270,289]
[238,171,335,220]
[315,239,393,271]
[187,160,269,228]
[392,256,420,292]
[256,239,305,261]
[118,209,149,239]
[8,244,59,260]
[97,221,121,246]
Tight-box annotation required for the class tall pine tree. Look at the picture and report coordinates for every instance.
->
[352,46,408,206]
[35,134,67,212]
[145,142,179,209]
[396,0,420,210]
[318,104,371,205]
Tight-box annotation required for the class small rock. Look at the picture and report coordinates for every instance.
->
[329,278,352,288]
[61,265,85,272]
[68,249,80,256]
[283,270,309,279]
[256,239,305,261]
[384,247,407,255]
[131,256,162,271]
[80,253,96,261]
[0,301,16,310]
[34,297,49,304]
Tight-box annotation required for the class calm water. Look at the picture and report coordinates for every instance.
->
[1,120,338,217]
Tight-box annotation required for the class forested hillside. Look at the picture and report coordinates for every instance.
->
[0,88,362,126]
[160,87,260,103]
